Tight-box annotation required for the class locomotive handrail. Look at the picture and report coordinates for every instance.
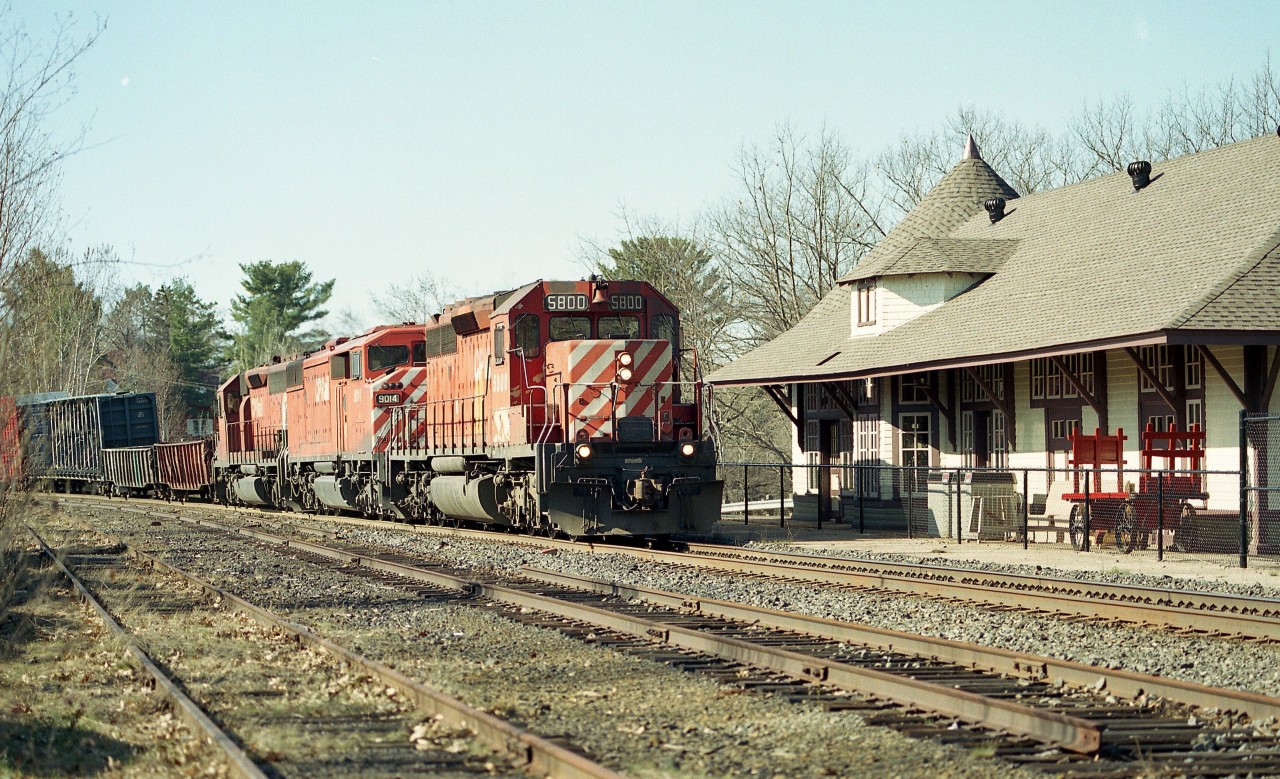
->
[385,395,487,455]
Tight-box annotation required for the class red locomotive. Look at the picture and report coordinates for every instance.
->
[213,278,722,537]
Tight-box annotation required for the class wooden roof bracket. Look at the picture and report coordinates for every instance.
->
[1263,348,1280,412]
[1197,346,1247,408]
[1047,354,1106,420]
[761,385,799,428]
[1123,347,1182,411]
[919,375,957,447]
[820,381,861,420]
[961,366,1016,449]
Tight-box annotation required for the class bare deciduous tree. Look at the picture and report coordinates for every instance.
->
[0,12,101,274]
[372,273,456,325]
[712,124,885,344]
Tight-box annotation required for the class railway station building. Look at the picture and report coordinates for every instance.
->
[707,133,1280,548]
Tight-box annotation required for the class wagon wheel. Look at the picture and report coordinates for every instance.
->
[1068,505,1087,551]
[1114,502,1137,554]
[1176,503,1198,552]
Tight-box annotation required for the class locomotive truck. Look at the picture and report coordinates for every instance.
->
[213,278,722,537]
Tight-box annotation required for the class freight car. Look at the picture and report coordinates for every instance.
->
[18,392,161,492]
[214,278,723,537]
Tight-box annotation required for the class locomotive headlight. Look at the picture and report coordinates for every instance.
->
[617,366,634,382]
[575,443,593,460]
[679,442,697,459]
[617,352,634,367]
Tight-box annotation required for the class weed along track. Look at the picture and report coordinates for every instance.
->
[30,526,543,779]
[47,500,1280,777]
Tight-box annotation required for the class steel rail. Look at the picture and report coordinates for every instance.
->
[159,513,1104,753]
[116,541,625,779]
[58,496,1280,639]
[679,542,1280,637]
[26,526,269,779]
[520,566,1280,723]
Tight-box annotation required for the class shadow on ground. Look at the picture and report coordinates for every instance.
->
[0,718,136,776]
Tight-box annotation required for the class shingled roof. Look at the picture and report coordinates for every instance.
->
[709,133,1280,386]
[842,137,1020,282]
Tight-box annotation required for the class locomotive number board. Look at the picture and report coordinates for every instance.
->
[545,293,589,312]
[374,391,402,406]
[543,293,647,312]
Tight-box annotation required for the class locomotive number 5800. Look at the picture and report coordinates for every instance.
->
[545,293,589,311]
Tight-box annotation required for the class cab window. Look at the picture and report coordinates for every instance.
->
[598,315,639,339]
[351,349,363,379]
[493,324,506,365]
[368,344,410,373]
[411,341,426,365]
[549,316,590,342]
[514,314,541,358]
[652,314,677,346]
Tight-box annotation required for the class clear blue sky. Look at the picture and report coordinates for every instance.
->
[13,0,1280,329]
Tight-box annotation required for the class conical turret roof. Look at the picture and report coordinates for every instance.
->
[842,136,1019,282]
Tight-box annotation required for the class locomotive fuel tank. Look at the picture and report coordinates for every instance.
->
[313,475,361,511]
[429,474,508,524]
[234,476,274,505]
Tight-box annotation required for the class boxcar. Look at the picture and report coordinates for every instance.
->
[154,439,213,499]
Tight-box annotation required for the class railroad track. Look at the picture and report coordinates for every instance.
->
[28,526,267,779]
[52,495,1280,640]
[31,521,625,779]
[87,505,1280,776]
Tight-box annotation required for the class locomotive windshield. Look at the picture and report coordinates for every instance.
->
[598,315,639,339]
[368,344,411,372]
[549,316,590,341]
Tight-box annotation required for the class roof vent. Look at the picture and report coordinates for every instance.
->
[984,196,1007,224]
[1127,160,1152,191]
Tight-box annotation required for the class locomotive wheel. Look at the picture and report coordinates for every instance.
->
[1068,506,1087,551]
[1176,503,1198,552]
[1114,502,1137,554]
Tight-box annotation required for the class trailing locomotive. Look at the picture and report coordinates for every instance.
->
[213,278,722,537]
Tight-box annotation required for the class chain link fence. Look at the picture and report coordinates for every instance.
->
[1243,412,1280,564]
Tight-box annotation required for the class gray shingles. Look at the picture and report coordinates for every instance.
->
[711,134,1280,386]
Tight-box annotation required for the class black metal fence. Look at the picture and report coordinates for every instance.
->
[718,459,1248,564]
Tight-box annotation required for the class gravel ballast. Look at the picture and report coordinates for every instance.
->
[41,506,1031,779]
[309,523,1280,700]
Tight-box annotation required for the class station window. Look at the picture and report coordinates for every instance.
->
[549,316,590,342]
[598,315,639,339]
[514,314,540,359]
[856,281,876,327]
[493,324,506,365]
[899,375,930,404]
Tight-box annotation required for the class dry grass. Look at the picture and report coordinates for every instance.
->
[0,543,225,777]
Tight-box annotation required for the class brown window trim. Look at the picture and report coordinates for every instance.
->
[856,281,876,327]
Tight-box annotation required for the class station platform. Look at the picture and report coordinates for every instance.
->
[704,514,1280,591]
